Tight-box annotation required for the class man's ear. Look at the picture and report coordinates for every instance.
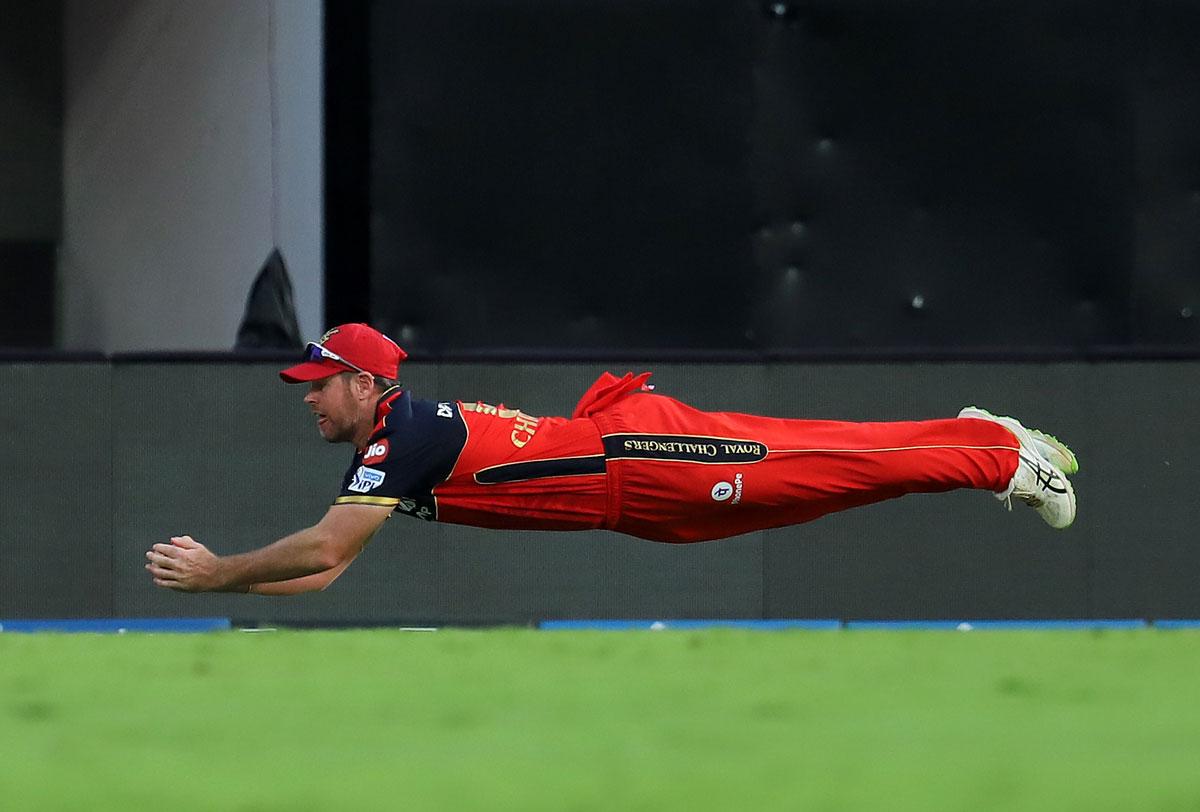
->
[352,372,377,400]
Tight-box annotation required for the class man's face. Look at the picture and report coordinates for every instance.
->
[303,373,360,444]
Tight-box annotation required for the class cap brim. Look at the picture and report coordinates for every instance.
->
[279,360,343,383]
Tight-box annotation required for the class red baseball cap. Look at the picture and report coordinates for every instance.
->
[279,323,408,383]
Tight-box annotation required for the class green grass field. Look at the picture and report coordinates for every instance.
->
[2,629,1198,811]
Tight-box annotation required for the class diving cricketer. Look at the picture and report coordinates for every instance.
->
[146,323,1078,595]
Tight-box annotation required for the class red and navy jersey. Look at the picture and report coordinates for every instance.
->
[334,388,467,520]
[332,375,1021,544]
[334,387,609,530]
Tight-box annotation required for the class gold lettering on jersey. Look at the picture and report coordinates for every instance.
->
[623,439,719,457]
[510,412,539,448]
[603,434,766,463]
[720,443,763,456]
[461,401,541,448]
[463,401,517,416]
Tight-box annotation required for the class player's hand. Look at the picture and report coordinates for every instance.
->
[145,536,224,592]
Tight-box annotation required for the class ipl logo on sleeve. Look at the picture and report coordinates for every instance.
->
[348,465,387,493]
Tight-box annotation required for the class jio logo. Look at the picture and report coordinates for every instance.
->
[364,440,390,464]
[711,481,734,502]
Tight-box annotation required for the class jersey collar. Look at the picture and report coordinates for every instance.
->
[367,385,406,437]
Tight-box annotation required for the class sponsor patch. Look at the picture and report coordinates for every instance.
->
[604,435,767,464]
[712,473,745,505]
[348,466,386,493]
[363,440,390,465]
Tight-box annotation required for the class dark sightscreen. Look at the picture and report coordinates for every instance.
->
[362,0,1200,355]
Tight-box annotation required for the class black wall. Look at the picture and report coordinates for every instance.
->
[0,1,61,348]
[2,359,1196,623]
[0,243,55,346]
[355,0,1200,354]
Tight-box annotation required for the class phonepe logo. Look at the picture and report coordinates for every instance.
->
[364,440,390,465]
[711,473,744,505]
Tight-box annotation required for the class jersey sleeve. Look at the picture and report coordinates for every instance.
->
[334,395,467,515]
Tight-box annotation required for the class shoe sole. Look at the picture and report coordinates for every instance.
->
[959,406,1079,476]
[1055,462,1077,529]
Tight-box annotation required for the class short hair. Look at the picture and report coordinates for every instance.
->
[337,370,400,392]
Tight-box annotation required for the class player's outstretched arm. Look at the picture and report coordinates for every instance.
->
[145,503,393,594]
[244,555,359,595]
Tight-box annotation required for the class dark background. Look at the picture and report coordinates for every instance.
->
[0,1,59,347]
[322,0,1200,356]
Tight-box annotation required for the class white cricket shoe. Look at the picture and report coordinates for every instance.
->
[958,406,1079,475]
[958,406,1077,529]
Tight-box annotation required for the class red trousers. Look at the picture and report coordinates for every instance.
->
[435,373,1019,543]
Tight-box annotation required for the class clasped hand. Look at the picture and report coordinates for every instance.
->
[145,535,223,592]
